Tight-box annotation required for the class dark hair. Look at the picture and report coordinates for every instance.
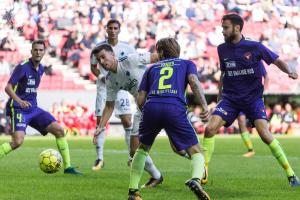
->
[106,19,121,28]
[32,39,46,49]
[156,37,180,58]
[92,44,114,56]
[222,13,244,31]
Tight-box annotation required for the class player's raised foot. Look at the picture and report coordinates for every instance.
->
[64,167,83,175]
[201,166,208,185]
[128,189,142,200]
[288,175,300,187]
[242,150,255,158]
[92,159,104,171]
[141,175,163,188]
[185,178,211,200]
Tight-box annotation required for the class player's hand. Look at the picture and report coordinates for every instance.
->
[93,127,105,145]
[18,100,32,109]
[288,72,298,79]
[199,109,210,123]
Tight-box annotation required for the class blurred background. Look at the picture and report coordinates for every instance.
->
[0,0,299,136]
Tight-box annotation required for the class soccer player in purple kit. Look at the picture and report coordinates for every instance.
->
[127,38,211,200]
[202,13,299,186]
[0,40,81,175]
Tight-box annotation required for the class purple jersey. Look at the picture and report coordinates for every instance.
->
[218,37,278,104]
[6,58,44,110]
[139,58,197,107]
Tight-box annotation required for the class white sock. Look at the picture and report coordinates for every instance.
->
[145,155,161,179]
[124,127,132,159]
[96,131,105,160]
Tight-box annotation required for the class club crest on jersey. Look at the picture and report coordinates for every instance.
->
[244,52,252,60]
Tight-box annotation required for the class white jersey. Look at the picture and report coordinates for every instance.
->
[106,53,151,101]
[94,40,136,117]
[96,40,136,90]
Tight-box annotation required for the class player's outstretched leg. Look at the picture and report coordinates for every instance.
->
[256,119,298,186]
[0,132,24,159]
[269,139,299,186]
[56,136,82,175]
[130,135,163,188]
[47,122,82,175]
[128,148,148,198]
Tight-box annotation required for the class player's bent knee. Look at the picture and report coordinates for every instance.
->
[205,125,217,137]
[11,139,24,149]
[122,119,132,128]
[52,127,65,138]
[187,145,201,155]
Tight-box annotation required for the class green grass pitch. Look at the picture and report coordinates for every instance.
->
[0,135,299,200]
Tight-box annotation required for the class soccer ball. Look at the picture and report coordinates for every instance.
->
[39,149,62,174]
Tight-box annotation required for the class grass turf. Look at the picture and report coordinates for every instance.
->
[0,135,299,200]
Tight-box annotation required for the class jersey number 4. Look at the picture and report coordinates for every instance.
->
[158,67,173,89]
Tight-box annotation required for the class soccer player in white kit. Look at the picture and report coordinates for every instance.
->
[90,19,135,170]
[92,43,164,188]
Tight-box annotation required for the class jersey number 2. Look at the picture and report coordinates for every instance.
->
[158,67,173,89]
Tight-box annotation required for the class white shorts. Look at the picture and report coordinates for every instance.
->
[95,89,133,117]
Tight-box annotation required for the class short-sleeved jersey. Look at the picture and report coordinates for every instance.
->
[6,59,44,110]
[218,37,278,104]
[95,40,136,89]
[139,58,198,107]
[106,53,150,101]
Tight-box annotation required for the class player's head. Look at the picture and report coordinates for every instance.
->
[106,19,121,40]
[221,13,244,42]
[92,44,117,71]
[31,39,46,63]
[156,37,180,59]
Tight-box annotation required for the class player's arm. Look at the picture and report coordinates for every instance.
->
[217,71,225,102]
[93,100,115,144]
[188,74,209,122]
[5,83,31,108]
[137,67,149,110]
[137,91,147,111]
[90,53,99,77]
[99,101,115,129]
[134,53,159,66]
[90,53,105,82]
[273,58,298,79]
[5,64,31,109]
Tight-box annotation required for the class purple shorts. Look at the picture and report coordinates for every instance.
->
[7,107,56,135]
[139,102,198,151]
[212,98,267,127]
